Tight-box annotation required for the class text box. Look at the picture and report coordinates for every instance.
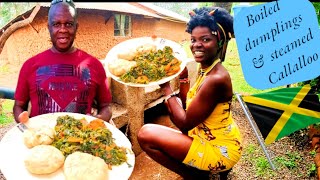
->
[233,0,320,89]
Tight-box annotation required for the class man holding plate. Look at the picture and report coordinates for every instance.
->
[13,0,113,123]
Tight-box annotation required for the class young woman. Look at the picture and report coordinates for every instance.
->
[137,7,242,179]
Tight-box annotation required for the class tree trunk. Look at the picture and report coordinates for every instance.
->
[0,4,40,54]
[213,2,233,13]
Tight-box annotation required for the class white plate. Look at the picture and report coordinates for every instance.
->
[0,112,135,180]
[103,37,188,87]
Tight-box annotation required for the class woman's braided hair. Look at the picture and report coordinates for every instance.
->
[186,7,234,61]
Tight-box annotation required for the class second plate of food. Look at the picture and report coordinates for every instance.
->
[103,36,188,87]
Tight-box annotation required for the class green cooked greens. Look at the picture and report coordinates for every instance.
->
[120,46,181,84]
[51,115,128,167]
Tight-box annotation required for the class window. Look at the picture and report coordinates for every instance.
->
[114,14,131,37]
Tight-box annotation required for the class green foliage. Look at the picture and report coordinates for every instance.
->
[241,143,276,177]
[240,140,313,178]
[310,150,316,157]
[0,113,13,125]
[224,39,282,94]
[2,99,14,112]
[312,2,320,25]
[0,100,14,125]
[274,152,302,170]
[198,2,213,8]
[245,143,256,154]
[255,157,274,176]
[152,3,196,19]
[298,3,320,94]
[275,156,296,169]
[198,2,233,14]
[0,2,37,28]
[298,76,320,94]
[308,163,317,177]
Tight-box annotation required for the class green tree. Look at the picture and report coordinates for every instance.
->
[0,3,36,28]
[298,2,320,94]
[198,2,234,13]
[152,3,196,19]
[313,2,320,25]
[198,2,213,8]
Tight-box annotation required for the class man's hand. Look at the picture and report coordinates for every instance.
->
[95,114,116,127]
[18,111,29,123]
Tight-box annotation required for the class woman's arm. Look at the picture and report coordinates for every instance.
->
[162,69,231,132]
[178,67,190,109]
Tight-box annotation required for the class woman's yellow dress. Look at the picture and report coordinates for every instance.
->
[182,60,242,172]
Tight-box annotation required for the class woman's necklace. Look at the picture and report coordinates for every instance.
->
[186,59,221,107]
[198,59,221,77]
[196,59,221,87]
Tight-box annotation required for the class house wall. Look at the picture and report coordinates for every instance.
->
[0,8,189,69]
[0,9,51,67]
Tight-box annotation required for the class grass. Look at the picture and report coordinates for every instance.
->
[241,141,314,179]
[274,152,301,169]
[224,39,286,95]
[2,100,14,112]
[242,143,277,178]
[0,99,14,125]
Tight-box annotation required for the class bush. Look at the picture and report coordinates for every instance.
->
[298,75,320,94]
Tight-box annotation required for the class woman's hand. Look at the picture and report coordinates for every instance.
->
[179,67,188,79]
[159,81,170,89]
[159,82,172,95]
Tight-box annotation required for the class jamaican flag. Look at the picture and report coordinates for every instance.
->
[242,84,320,145]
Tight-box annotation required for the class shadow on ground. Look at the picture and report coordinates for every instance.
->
[129,103,182,180]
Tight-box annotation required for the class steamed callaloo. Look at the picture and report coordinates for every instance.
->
[51,115,129,169]
[120,46,181,84]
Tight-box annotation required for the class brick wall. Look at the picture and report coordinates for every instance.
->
[0,9,51,67]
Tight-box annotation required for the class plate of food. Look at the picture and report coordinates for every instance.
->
[103,36,188,87]
[0,112,135,180]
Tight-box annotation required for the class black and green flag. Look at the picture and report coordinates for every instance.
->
[242,84,320,145]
